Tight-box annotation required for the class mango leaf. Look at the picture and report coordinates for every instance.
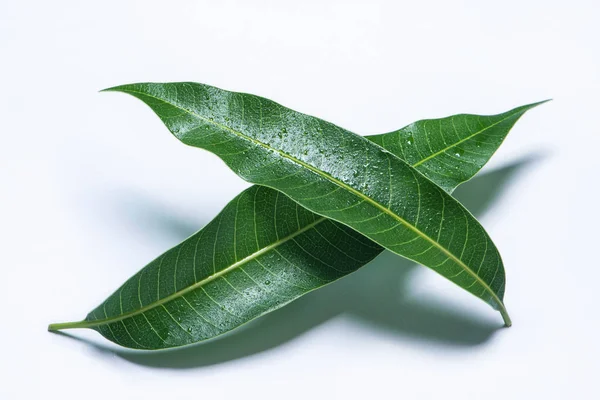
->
[54,186,383,349]
[48,85,542,349]
[100,82,519,324]
[368,102,547,193]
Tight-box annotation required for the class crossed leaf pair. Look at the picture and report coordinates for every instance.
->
[49,83,543,349]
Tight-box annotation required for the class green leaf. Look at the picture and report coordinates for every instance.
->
[55,186,383,349]
[368,102,547,193]
[103,82,516,323]
[48,87,540,348]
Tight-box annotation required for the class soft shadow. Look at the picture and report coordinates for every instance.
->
[106,189,205,243]
[61,155,543,368]
[452,159,535,216]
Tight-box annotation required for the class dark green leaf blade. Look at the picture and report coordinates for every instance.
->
[103,82,516,324]
[76,186,382,349]
[48,94,540,348]
[368,101,547,192]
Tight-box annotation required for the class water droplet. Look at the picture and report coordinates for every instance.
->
[454,148,465,157]
[187,327,193,333]
[265,280,271,285]
[406,135,414,146]
[282,127,287,133]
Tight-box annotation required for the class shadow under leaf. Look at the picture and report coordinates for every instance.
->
[54,154,543,368]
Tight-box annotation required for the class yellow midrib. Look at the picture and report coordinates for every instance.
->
[82,217,328,328]
[412,111,521,167]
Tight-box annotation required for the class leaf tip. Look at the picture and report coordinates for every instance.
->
[518,99,552,113]
[506,99,551,119]
[99,84,130,93]
[530,98,552,107]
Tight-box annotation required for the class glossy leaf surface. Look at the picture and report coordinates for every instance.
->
[104,83,520,323]
[86,186,382,349]
[49,91,539,348]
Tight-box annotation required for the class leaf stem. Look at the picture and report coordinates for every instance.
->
[500,307,512,327]
[48,320,95,331]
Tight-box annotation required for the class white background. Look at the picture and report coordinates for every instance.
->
[1,1,599,399]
